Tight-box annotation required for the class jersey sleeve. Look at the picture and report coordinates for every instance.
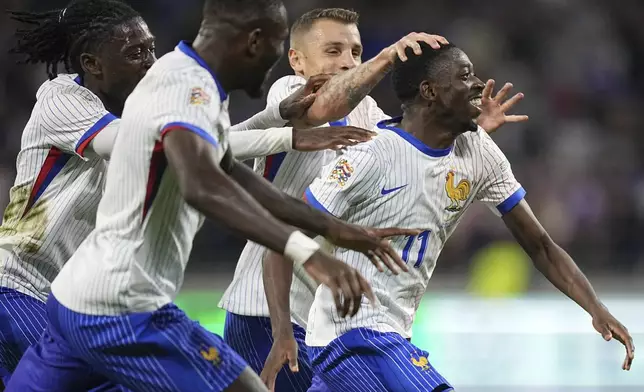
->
[38,91,117,159]
[149,70,226,162]
[228,127,292,161]
[475,131,526,216]
[349,95,391,130]
[304,145,383,218]
[266,75,307,106]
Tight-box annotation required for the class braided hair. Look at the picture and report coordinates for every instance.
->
[8,0,140,79]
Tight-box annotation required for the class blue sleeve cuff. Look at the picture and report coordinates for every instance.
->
[75,113,118,156]
[496,187,526,215]
[160,122,219,147]
[304,188,333,216]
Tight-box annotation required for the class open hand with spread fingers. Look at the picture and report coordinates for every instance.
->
[325,223,422,275]
[380,32,449,63]
[303,250,376,318]
[477,79,529,134]
[292,126,376,152]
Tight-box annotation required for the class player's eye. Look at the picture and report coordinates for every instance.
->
[128,48,143,58]
[352,51,361,58]
[326,49,340,55]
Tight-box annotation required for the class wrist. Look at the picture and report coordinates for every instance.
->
[285,231,320,265]
[375,48,396,69]
[272,322,295,340]
[291,128,298,149]
[278,100,288,120]
[588,301,608,317]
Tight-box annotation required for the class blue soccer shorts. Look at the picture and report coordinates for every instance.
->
[307,328,453,392]
[6,294,248,392]
[224,312,314,392]
[0,286,48,384]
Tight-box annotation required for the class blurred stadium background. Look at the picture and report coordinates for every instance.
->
[1,0,643,390]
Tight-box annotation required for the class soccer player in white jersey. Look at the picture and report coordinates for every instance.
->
[294,42,634,391]
[219,9,528,392]
[6,1,418,391]
[0,1,372,387]
[0,1,155,387]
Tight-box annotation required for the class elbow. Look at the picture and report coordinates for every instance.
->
[178,177,207,210]
[526,232,556,264]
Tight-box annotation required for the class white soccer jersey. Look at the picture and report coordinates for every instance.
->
[0,74,117,301]
[52,41,229,315]
[304,117,526,346]
[219,75,390,327]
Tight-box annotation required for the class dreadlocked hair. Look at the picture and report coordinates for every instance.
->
[8,0,140,79]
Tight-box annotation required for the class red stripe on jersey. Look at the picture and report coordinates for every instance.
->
[75,113,117,157]
[263,152,287,182]
[142,141,168,221]
[22,147,71,217]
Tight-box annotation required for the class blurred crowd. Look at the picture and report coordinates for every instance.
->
[1,0,644,277]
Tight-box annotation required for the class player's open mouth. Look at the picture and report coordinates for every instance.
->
[469,96,482,109]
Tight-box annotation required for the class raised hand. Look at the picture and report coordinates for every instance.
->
[303,250,376,318]
[279,74,332,124]
[591,308,635,370]
[260,332,299,392]
[292,126,376,152]
[477,79,529,134]
[381,32,449,63]
[326,224,421,274]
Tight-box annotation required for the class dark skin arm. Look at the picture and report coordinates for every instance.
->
[165,129,378,316]
[260,249,298,391]
[227,156,415,272]
[503,200,635,370]
[164,130,294,254]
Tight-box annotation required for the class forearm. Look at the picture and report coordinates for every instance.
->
[230,103,286,132]
[229,127,293,161]
[186,166,296,255]
[531,238,604,315]
[228,160,338,237]
[305,52,392,126]
[263,249,294,337]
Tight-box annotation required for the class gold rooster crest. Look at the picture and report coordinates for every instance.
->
[201,346,221,366]
[411,355,430,371]
[445,170,471,212]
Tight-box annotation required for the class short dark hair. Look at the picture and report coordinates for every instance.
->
[203,0,284,27]
[290,8,359,44]
[392,42,458,104]
[8,0,140,79]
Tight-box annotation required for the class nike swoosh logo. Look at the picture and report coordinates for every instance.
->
[381,185,408,195]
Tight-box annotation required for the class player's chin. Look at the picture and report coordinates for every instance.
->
[468,103,482,119]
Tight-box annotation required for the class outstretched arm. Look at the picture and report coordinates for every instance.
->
[302,33,448,127]
[503,200,634,370]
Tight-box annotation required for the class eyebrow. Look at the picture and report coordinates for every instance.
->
[322,41,363,50]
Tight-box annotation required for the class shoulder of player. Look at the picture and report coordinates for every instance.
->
[34,76,105,120]
[139,56,224,106]
[266,74,306,103]
[454,127,499,154]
